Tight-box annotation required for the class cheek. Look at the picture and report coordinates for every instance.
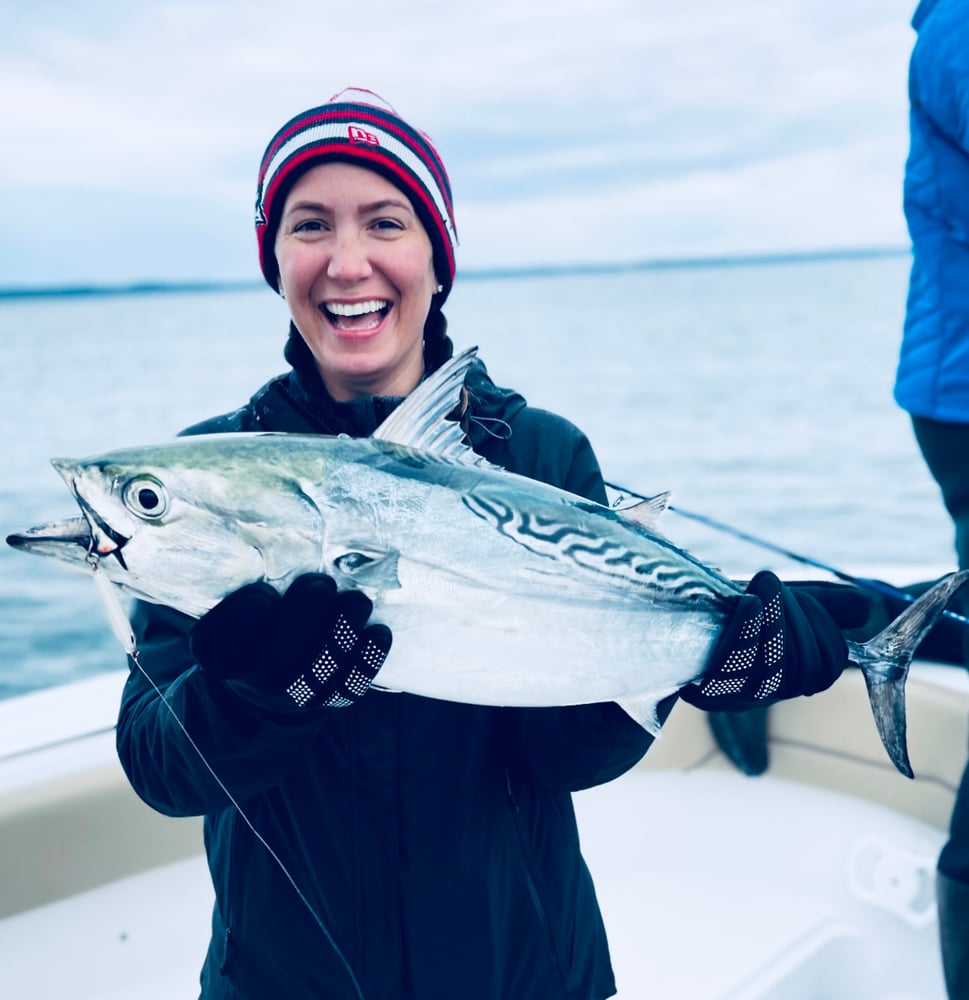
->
[275,245,317,299]
[387,233,436,295]
[400,252,437,300]
[274,238,292,290]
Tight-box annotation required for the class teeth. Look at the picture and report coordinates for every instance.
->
[325,299,389,317]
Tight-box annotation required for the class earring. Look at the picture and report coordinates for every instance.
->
[436,284,444,294]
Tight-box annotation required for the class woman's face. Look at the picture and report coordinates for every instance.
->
[275,161,438,401]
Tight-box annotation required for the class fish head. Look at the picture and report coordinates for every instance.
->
[7,438,324,618]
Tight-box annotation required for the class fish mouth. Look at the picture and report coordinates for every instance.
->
[6,501,130,570]
[71,488,131,569]
[6,460,132,570]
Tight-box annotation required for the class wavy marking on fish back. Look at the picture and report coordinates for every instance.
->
[461,488,728,605]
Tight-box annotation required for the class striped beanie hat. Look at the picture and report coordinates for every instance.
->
[255,88,457,300]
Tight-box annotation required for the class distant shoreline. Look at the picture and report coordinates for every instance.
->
[0,245,910,301]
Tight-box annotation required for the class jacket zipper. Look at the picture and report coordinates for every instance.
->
[219,809,239,975]
[504,769,568,983]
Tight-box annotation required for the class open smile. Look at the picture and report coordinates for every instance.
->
[321,299,392,331]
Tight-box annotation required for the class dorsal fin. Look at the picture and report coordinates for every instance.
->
[616,491,671,531]
[371,346,489,465]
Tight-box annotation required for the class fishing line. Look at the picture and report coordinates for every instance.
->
[605,480,969,628]
[88,558,365,1000]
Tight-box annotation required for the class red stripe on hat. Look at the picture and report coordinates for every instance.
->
[260,106,454,227]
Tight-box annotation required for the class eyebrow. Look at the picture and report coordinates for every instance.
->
[284,198,415,216]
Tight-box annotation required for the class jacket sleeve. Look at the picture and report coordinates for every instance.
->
[116,599,324,817]
[501,407,657,790]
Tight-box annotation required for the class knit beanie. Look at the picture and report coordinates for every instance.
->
[255,88,457,301]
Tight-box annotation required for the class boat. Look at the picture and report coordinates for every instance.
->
[0,639,964,997]
[578,660,966,999]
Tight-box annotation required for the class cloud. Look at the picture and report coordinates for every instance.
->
[1,0,917,286]
[456,135,910,271]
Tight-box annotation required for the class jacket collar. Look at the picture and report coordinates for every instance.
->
[266,323,528,445]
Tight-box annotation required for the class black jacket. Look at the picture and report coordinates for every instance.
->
[116,338,655,1000]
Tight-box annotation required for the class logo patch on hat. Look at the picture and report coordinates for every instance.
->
[348,125,380,146]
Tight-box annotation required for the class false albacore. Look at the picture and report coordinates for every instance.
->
[7,348,966,778]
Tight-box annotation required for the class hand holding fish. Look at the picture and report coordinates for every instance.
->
[680,571,871,711]
[189,573,393,710]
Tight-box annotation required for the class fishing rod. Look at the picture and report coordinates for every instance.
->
[604,479,969,629]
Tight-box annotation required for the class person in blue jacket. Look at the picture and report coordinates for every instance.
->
[115,88,866,1000]
[895,1,969,995]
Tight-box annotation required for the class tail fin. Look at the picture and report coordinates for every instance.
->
[847,570,969,779]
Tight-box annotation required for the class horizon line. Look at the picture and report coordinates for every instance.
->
[0,244,910,301]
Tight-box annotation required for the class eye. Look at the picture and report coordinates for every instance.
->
[293,219,329,234]
[122,476,169,520]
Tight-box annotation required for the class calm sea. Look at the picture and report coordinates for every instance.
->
[0,254,956,698]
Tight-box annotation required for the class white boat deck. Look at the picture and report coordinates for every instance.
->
[0,765,949,999]
[578,770,946,999]
[0,856,212,1000]
[0,663,965,999]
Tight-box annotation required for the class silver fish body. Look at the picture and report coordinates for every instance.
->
[10,429,738,717]
[8,348,968,772]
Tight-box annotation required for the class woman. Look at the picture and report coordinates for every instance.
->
[116,89,862,1000]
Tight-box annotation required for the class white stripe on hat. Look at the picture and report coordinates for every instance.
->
[260,118,456,249]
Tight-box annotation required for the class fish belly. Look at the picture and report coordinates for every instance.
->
[371,594,723,708]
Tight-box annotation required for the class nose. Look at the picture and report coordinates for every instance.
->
[327,230,372,282]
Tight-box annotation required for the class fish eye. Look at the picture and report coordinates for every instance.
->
[122,476,169,520]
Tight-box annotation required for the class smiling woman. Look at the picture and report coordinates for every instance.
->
[92,86,878,1000]
[112,86,663,1000]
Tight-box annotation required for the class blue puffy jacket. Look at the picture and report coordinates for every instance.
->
[895,0,969,422]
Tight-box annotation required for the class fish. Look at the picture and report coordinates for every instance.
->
[7,347,966,778]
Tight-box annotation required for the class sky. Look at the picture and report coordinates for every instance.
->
[2,0,919,289]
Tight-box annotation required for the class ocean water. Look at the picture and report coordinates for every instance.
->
[0,254,956,699]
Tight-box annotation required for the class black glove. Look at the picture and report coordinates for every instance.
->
[190,573,392,710]
[680,571,869,712]
[785,579,873,631]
